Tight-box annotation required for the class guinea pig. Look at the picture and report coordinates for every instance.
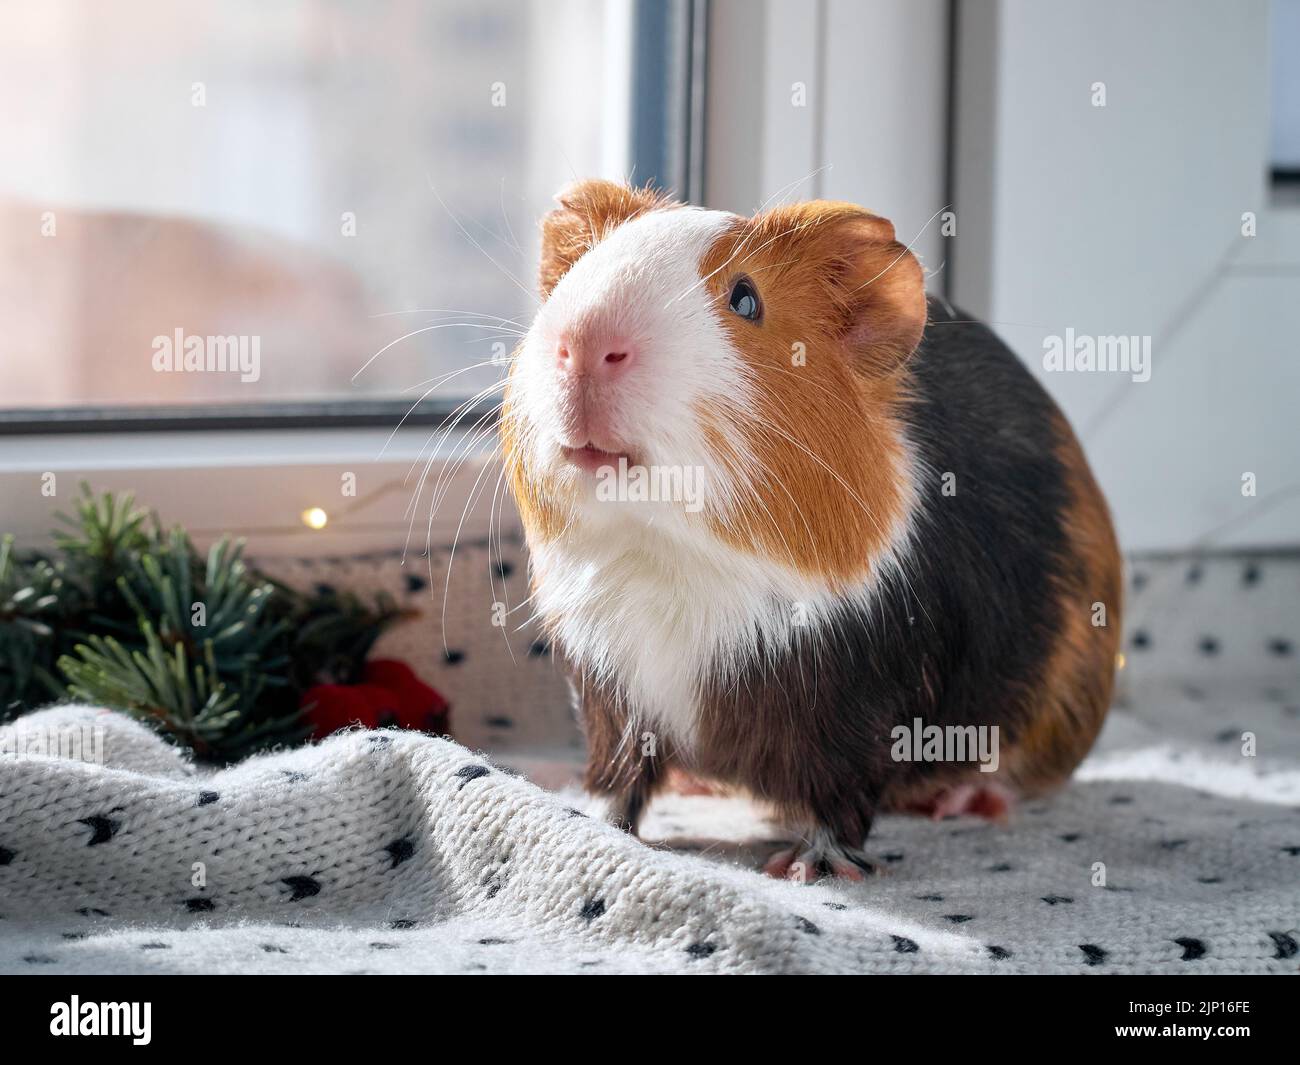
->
[500,179,1121,881]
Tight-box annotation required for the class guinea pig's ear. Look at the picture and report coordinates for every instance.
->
[538,180,670,297]
[762,201,927,374]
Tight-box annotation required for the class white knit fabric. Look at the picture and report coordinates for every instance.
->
[1,549,1297,973]
[0,696,1297,974]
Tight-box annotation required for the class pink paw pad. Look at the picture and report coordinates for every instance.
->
[908,782,1015,822]
[761,845,873,883]
[663,766,723,797]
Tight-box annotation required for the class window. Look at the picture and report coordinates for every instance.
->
[0,0,633,426]
[1272,0,1300,192]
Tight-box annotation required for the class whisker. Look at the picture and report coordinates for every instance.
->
[428,175,539,308]
[353,321,521,382]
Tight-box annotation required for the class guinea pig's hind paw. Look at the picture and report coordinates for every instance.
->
[761,837,876,883]
[907,782,1015,822]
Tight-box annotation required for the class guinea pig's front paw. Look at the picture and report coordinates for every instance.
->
[761,831,876,883]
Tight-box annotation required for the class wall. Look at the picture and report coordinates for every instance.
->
[952,0,1297,552]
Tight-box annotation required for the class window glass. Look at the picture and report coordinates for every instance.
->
[0,0,620,412]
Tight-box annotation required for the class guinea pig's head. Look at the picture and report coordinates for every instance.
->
[501,179,927,589]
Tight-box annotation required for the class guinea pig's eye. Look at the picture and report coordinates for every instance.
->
[727,277,762,323]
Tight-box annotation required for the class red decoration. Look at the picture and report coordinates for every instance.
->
[300,659,450,740]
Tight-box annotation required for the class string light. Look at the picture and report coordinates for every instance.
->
[301,507,329,530]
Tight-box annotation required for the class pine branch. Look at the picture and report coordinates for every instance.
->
[4,485,396,759]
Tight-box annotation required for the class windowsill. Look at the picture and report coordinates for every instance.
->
[0,422,512,558]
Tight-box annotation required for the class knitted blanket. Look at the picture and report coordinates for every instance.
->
[1,692,1297,974]
[3,546,1298,973]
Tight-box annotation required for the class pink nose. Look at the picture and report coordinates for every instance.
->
[556,338,634,379]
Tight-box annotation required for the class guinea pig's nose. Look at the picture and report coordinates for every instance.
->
[556,337,634,379]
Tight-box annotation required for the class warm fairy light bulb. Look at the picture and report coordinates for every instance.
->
[301,507,329,530]
[1115,652,1126,671]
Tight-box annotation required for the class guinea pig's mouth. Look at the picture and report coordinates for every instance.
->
[560,443,634,474]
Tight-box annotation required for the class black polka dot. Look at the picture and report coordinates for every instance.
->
[1131,572,1147,591]
[485,716,514,729]
[1109,795,1133,805]
[369,942,398,950]
[1160,839,1189,850]
[62,931,87,940]
[823,902,847,911]
[1059,833,1082,843]
[197,790,220,806]
[478,937,510,946]
[23,954,56,964]
[881,851,905,863]
[0,846,14,866]
[76,907,110,917]
[1174,937,1206,961]
[405,574,426,593]
[385,837,415,869]
[443,649,466,665]
[280,770,308,783]
[1242,563,1260,585]
[139,942,169,950]
[78,815,121,846]
[794,916,820,935]
[891,935,919,954]
[314,583,337,596]
[915,893,944,902]
[1198,636,1220,656]
[1131,630,1151,650]
[1079,944,1108,966]
[491,561,514,579]
[528,640,551,658]
[565,808,587,818]
[389,919,417,930]
[281,875,321,901]
[944,914,973,924]
[1268,931,1298,959]
[185,898,215,913]
[989,862,1014,872]
[987,945,1012,960]
[455,764,491,790]
[579,898,606,921]
[1185,564,1202,584]
[261,944,288,954]
[685,941,716,958]
[1197,876,1222,884]
[1041,895,1073,906]
[1281,845,1300,856]
[1268,638,1293,657]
